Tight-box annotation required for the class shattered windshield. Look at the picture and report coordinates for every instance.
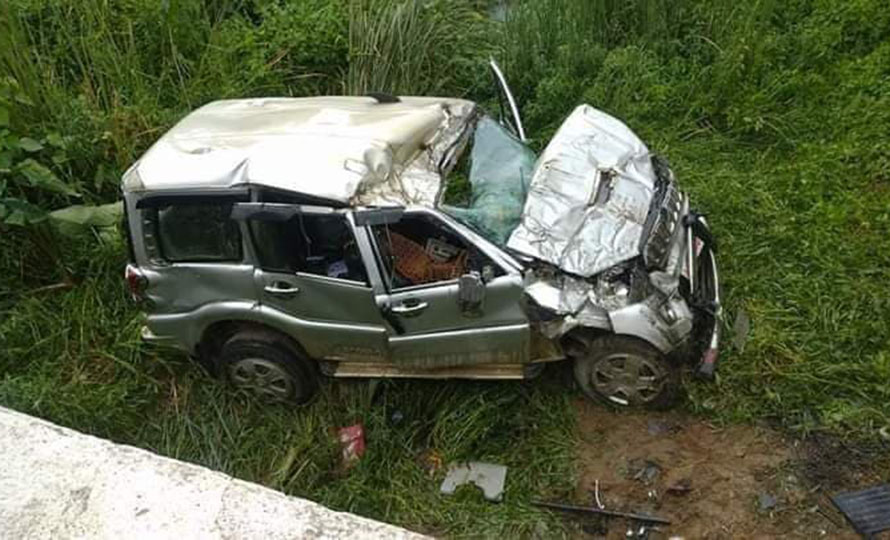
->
[440,115,537,247]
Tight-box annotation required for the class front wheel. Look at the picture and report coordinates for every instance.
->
[572,335,679,410]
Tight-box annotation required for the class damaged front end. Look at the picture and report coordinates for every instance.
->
[506,105,722,375]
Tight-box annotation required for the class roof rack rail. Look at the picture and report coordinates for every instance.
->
[366,92,400,104]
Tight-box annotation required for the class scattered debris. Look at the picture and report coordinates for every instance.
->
[337,424,365,466]
[630,459,662,485]
[830,484,890,537]
[594,479,605,509]
[758,492,778,511]
[417,449,443,477]
[532,500,671,526]
[666,478,692,496]
[440,462,507,502]
[575,401,870,537]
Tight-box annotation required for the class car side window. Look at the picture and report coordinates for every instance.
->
[249,214,368,284]
[370,213,503,290]
[151,203,242,263]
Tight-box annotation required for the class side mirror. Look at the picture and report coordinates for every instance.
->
[457,272,485,316]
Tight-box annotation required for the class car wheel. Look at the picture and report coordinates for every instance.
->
[219,330,318,405]
[573,335,679,410]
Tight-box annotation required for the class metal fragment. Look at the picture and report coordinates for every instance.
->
[533,500,671,526]
[440,462,507,502]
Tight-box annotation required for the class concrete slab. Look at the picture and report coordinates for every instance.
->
[0,407,426,539]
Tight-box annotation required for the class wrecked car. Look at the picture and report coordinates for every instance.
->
[122,62,721,409]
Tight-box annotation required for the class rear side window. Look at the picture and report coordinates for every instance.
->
[152,203,242,262]
[249,214,368,284]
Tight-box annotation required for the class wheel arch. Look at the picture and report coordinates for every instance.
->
[197,319,312,375]
[560,326,673,361]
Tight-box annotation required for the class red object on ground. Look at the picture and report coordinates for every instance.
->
[337,424,366,465]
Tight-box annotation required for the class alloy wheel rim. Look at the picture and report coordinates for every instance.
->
[590,352,666,406]
[229,358,294,402]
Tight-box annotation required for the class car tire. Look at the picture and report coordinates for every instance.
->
[219,329,318,405]
[572,335,679,410]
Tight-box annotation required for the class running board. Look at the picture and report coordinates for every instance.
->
[329,362,528,380]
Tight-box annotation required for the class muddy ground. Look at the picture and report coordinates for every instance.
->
[562,399,890,539]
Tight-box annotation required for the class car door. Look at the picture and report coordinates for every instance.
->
[237,203,390,362]
[366,209,530,369]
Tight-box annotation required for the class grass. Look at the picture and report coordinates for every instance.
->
[2,0,890,535]
[0,237,577,536]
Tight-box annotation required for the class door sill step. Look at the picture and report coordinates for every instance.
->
[330,362,527,380]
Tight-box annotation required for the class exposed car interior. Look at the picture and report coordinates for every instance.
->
[371,213,502,290]
[249,214,368,283]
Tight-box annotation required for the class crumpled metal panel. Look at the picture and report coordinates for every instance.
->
[507,105,657,277]
[125,97,476,208]
[523,270,630,338]
[353,101,476,207]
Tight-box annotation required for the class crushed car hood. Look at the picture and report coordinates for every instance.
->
[507,105,658,277]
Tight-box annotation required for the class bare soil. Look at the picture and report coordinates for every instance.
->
[565,398,889,539]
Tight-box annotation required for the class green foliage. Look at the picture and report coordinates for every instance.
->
[347,0,495,96]
[0,77,76,225]
[2,0,890,534]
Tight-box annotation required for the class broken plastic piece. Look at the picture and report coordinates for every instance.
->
[440,462,507,502]
[337,424,365,466]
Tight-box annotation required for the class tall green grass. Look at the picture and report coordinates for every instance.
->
[346,0,493,96]
[2,0,890,534]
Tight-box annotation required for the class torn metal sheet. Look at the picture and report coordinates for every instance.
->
[508,105,658,277]
[523,269,629,338]
[124,96,476,208]
[440,462,507,502]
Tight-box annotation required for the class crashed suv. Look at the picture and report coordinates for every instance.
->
[122,64,721,409]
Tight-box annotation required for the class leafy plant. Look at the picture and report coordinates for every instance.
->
[0,77,76,226]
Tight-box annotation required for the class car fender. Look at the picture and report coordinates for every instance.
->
[607,296,693,354]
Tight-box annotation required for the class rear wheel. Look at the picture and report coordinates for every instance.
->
[573,335,679,410]
[219,330,318,405]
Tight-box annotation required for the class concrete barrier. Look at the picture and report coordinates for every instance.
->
[0,407,426,539]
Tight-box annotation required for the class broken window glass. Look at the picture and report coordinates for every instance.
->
[440,116,537,247]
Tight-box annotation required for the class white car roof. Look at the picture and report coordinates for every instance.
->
[122,96,476,206]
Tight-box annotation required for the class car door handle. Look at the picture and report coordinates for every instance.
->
[264,283,300,297]
[391,301,428,317]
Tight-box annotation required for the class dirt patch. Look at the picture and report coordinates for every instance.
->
[566,399,866,539]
